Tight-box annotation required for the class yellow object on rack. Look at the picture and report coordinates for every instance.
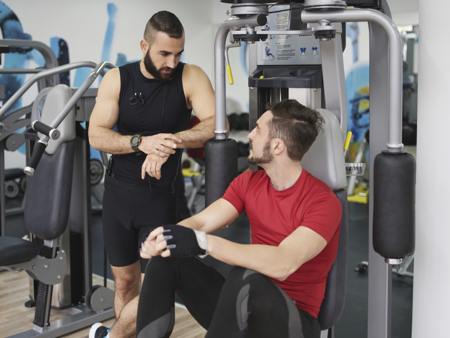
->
[344,131,352,152]
[182,168,201,177]
[347,182,368,204]
[226,64,234,85]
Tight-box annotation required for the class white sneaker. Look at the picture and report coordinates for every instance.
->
[89,322,110,338]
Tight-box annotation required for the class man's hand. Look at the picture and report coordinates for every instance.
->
[160,224,207,258]
[141,153,170,180]
[140,227,167,259]
[139,133,182,156]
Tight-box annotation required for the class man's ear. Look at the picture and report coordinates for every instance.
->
[140,39,149,53]
[271,138,285,155]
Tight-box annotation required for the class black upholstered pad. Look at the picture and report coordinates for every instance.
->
[0,236,41,266]
[319,190,348,330]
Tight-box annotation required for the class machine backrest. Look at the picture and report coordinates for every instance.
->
[301,108,346,191]
[31,84,76,155]
[300,108,348,330]
[24,85,76,240]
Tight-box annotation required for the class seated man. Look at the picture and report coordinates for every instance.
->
[137,99,342,338]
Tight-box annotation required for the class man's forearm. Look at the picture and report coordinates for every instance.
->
[206,235,296,281]
[175,116,215,148]
[89,126,134,154]
[177,215,207,232]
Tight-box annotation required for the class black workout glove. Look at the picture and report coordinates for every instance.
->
[163,224,207,257]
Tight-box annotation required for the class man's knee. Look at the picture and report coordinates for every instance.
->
[225,269,290,311]
[220,267,303,338]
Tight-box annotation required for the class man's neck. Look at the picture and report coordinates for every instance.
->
[264,160,303,191]
[139,60,155,79]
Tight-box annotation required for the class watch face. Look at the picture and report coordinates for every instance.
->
[131,135,140,146]
[131,135,141,149]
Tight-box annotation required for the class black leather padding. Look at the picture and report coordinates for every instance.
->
[0,236,41,266]
[319,190,348,330]
[373,151,415,259]
[24,141,75,240]
[205,139,238,206]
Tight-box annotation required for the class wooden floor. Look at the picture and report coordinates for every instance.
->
[0,270,206,338]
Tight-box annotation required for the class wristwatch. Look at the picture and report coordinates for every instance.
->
[130,134,142,152]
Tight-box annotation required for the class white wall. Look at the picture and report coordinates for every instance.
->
[390,0,419,25]
[412,1,450,337]
[389,0,418,20]
[5,0,215,78]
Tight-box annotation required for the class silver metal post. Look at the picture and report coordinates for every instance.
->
[367,20,393,338]
[301,8,403,151]
[214,15,266,139]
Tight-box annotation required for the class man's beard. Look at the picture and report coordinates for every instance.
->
[248,141,273,165]
[144,52,175,80]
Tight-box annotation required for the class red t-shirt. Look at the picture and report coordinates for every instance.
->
[223,169,342,318]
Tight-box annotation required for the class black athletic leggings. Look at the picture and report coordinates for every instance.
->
[136,257,321,338]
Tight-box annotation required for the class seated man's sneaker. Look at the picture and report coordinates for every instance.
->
[89,322,110,338]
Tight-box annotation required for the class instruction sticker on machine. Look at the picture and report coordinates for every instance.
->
[257,5,321,66]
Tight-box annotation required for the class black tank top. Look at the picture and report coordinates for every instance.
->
[111,61,192,190]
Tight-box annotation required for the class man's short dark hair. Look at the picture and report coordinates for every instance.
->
[269,99,324,161]
[144,11,184,43]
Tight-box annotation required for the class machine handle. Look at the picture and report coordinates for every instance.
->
[32,120,60,140]
[24,141,47,176]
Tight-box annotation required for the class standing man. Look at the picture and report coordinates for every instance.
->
[138,100,342,338]
[88,11,215,338]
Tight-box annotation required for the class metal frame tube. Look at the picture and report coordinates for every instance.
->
[0,39,60,87]
[50,62,114,129]
[301,8,403,150]
[0,39,58,69]
[0,68,41,74]
[366,19,395,338]
[0,61,99,119]
[214,15,265,139]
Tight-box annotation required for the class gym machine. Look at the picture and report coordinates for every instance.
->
[0,60,115,337]
[206,1,415,338]
[0,39,60,220]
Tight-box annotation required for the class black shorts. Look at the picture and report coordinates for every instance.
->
[102,174,176,269]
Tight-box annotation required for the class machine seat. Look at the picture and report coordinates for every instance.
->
[0,236,41,266]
